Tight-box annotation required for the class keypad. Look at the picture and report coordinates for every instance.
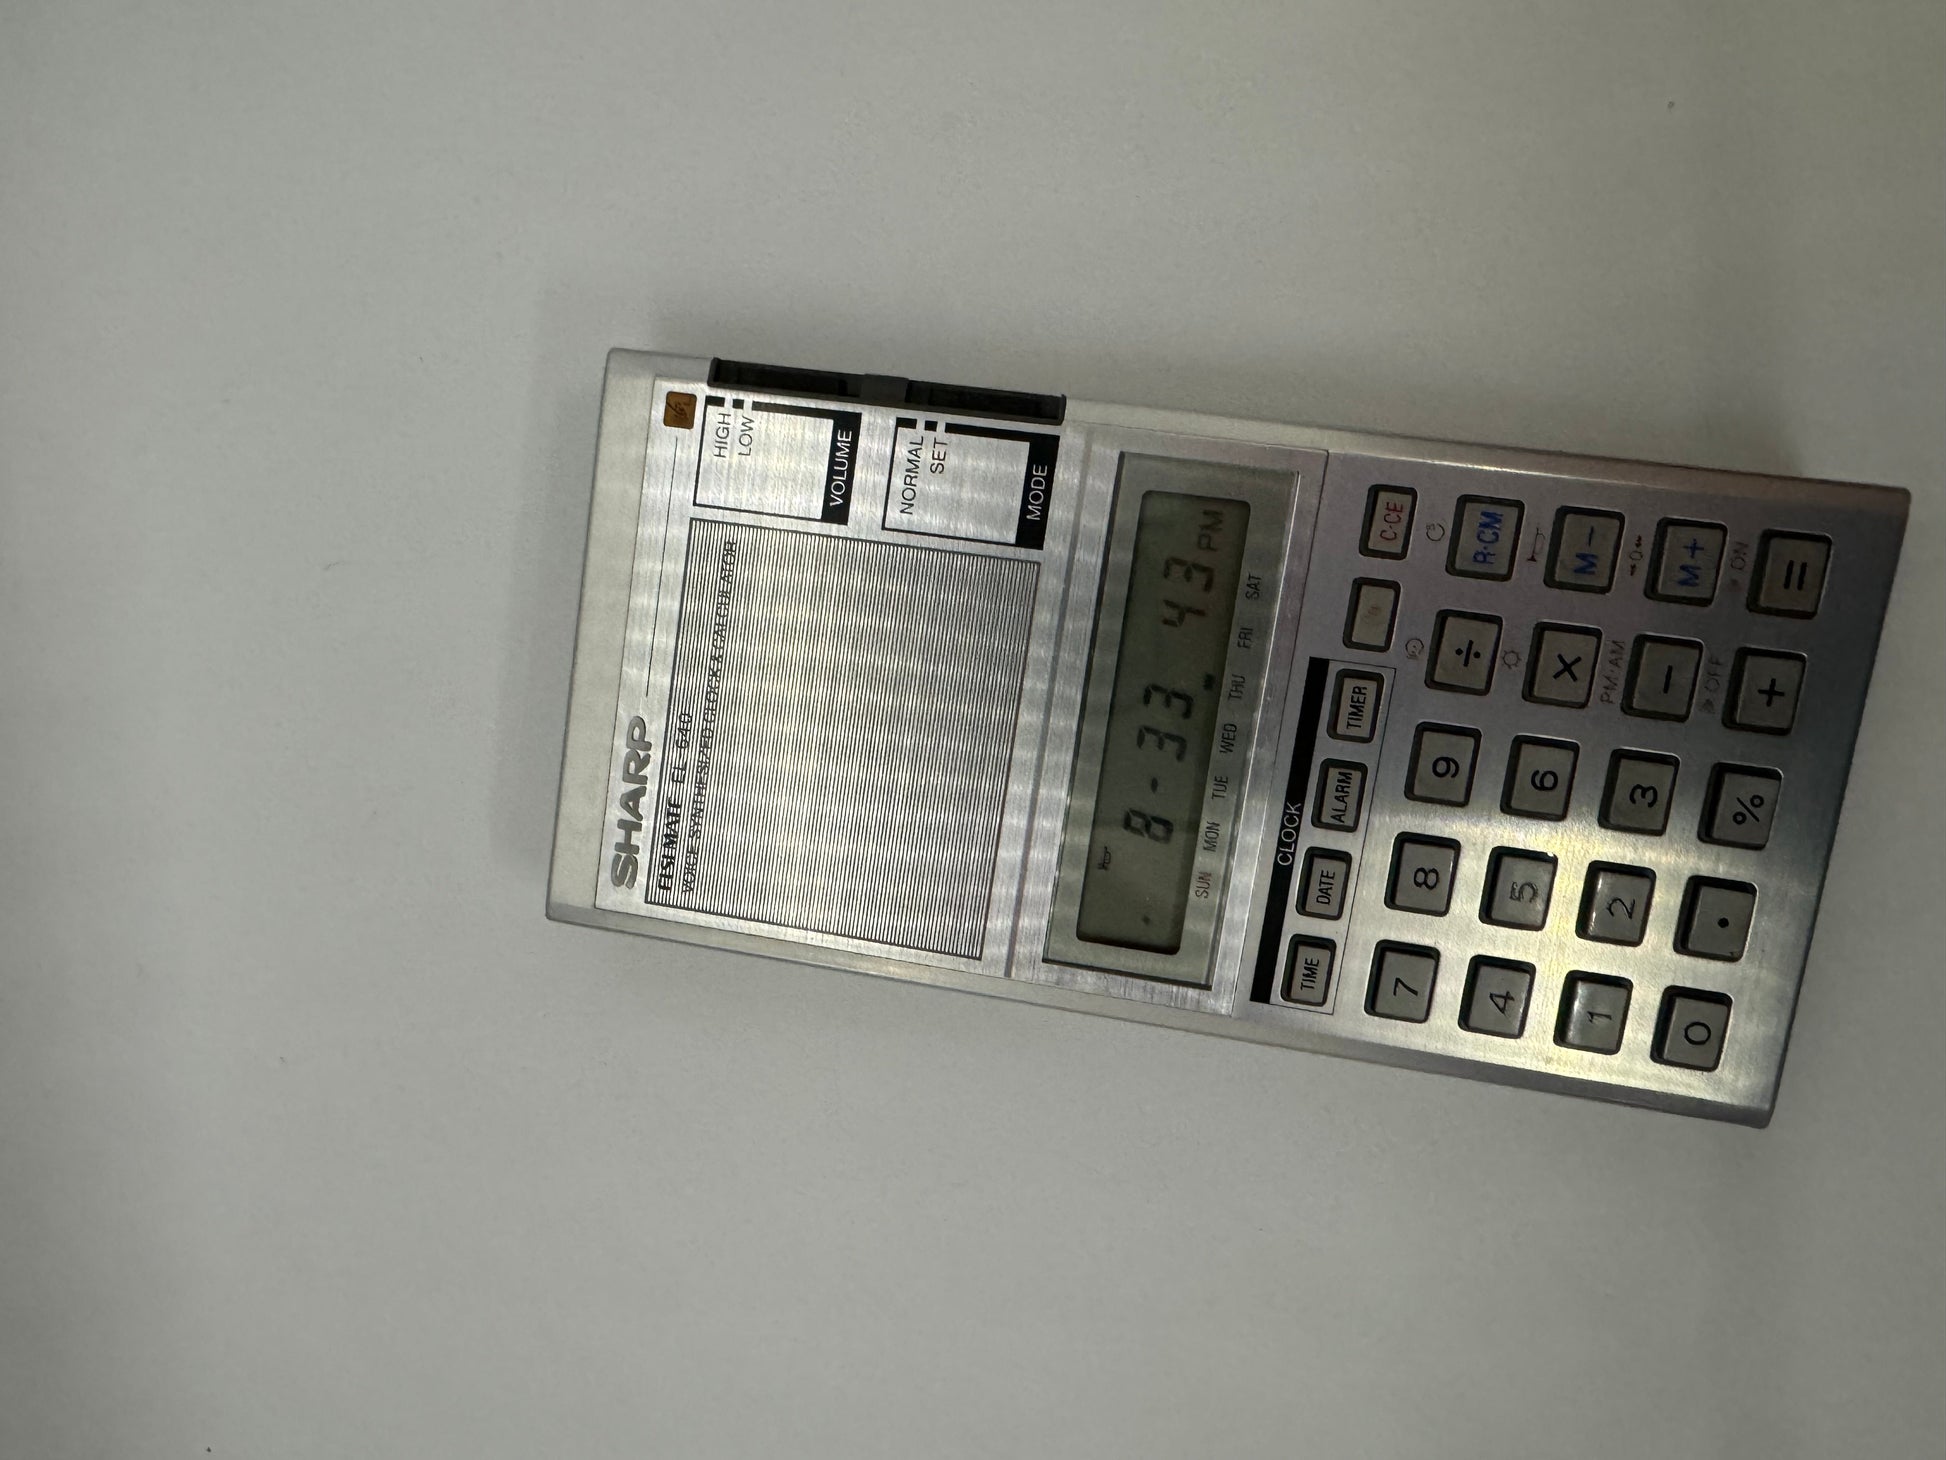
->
[1751,532,1830,617]
[1655,990,1731,1070]
[1601,752,1679,835]
[1428,611,1501,694]
[1369,944,1438,1022]
[1727,650,1805,734]
[1503,737,1577,820]
[1406,724,1479,806]
[1702,765,1780,849]
[1579,864,1655,946]
[1362,485,1417,559]
[1481,849,1556,930]
[1387,835,1460,916]
[1677,879,1756,961]
[1313,760,1368,832]
[1547,508,1624,592]
[1461,958,1534,1037]
[1557,975,1632,1054]
[1649,519,1726,604]
[1625,636,1702,721]
[1448,497,1522,580]
[1344,578,1399,651]
[1526,624,1601,707]
[1283,937,1336,1006]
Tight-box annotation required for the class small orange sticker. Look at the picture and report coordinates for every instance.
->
[663,392,697,430]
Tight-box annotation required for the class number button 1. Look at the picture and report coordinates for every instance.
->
[1503,737,1578,820]
[1600,751,1679,835]
[1579,864,1656,946]
[1387,835,1460,916]
[1556,974,1632,1055]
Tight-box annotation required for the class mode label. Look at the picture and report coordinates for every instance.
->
[882,418,1057,548]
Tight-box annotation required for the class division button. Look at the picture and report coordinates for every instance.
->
[1300,849,1353,920]
[1600,751,1679,835]
[1313,760,1368,831]
[1677,878,1757,961]
[1406,724,1481,806]
[1579,863,1656,946]
[1727,650,1806,734]
[1649,519,1726,603]
[1702,765,1781,849]
[1428,611,1502,694]
[1368,943,1439,1022]
[1750,532,1831,617]
[1625,636,1703,721]
[1330,668,1386,742]
[1387,835,1460,916]
[1362,485,1417,559]
[1655,989,1732,1071]
[1447,497,1524,580]
[1481,848,1557,931]
[1557,974,1632,1054]
[1344,577,1401,651]
[1461,958,1535,1037]
[1503,736,1578,820]
[1525,624,1602,707]
[1547,508,1624,592]
[1283,937,1336,1007]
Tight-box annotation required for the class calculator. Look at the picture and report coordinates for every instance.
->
[548,351,1908,1125]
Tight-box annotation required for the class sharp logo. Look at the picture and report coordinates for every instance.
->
[609,717,654,889]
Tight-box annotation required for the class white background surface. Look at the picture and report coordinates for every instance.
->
[5,3,1944,1455]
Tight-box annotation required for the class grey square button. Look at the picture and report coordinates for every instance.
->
[1580,864,1655,946]
[1387,836,1460,916]
[1679,878,1757,961]
[1283,937,1336,1007]
[1556,974,1632,1054]
[1703,766,1781,849]
[1526,624,1601,707]
[1407,724,1480,806]
[1345,578,1400,651]
[1429,611,1502,694]
[1728,650,1805,734]
[1650,520,1726,603]
[1448,497,1523,580]
[1482,849,1556,930]
[1547,508,1624,592]
[1369,944,1439,1022]
[1330,668,1385,741]
[1503,737,1578,820]
[1600,751,1679,835]
[1656,990,1732,1071]
[1300,849,1353,920]
[1626,636,1702,721]
[1313,760,1368,831]
[1751,532,1830,617]
[1461,958,1534,1037]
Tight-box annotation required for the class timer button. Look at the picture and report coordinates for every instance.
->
[1329,669,1385,742]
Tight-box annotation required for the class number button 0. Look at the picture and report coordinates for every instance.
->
[1654,989,1732,1071]
[1600,751,1679,835]
[1387,835,1460,916]
[1368,943,1439,1022]
[1406,724,1481,806]
[1503,737,1578,820]
[1579,864,1656,946]
[1481,849,1557,931]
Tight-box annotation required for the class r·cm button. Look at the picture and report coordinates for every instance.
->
[1330,669,1386,743]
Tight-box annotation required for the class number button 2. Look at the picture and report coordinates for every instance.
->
[1579,864,1656,947]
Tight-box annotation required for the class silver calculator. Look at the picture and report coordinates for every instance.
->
[549,351,1908,1125]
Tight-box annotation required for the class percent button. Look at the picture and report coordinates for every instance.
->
[1704,766,1782,850]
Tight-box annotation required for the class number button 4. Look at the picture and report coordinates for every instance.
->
[1461,958,1535,1038]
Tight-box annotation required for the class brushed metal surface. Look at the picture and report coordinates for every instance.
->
[550,349,1909,1125]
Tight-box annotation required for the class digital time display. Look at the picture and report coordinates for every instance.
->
[1075,491,1251,952]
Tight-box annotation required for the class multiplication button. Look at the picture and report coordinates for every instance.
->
[1546,508,1624,592]
[1428,611,1502,694]
[1750,532,1831,617]
[1702,765,1781,849]
[1447,497,1523,580]
[1648,520,1726,604]
[1525,624,1601,708]
[1727,650,1805,734]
